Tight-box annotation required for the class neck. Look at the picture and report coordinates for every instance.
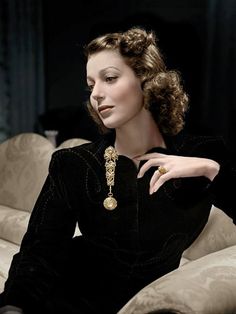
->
[114,113,165,159]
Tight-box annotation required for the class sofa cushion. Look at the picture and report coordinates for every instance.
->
[0,276,6,294]
[0,205,30,246]
[118,245,236,314]
[0,239,19,293]
[57,138,90,149]
[0,239,19,279]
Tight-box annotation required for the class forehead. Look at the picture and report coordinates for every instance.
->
[86,50,128,77]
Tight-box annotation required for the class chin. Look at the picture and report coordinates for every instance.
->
[101,115,129,129]
[103,124,117,130]
[102,120,120,129]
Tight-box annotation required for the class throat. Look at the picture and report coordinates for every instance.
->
[114,136,165,160]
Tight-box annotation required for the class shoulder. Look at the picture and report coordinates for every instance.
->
[172,131,230,161]
[185,133,226,152]
[49,137,106,172]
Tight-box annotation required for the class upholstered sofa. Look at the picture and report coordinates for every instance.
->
[0,133,236,314]
[118,210,236,314]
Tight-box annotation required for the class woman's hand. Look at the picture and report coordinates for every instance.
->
[135,153,220,194]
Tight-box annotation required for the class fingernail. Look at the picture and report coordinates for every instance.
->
[137,173,142,178]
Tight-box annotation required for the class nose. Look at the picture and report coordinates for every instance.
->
[92,95,104,103]
[91,83,105,103]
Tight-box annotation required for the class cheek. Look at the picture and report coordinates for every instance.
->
[89,97,96,110]
[114,82,143,103]
[127,84,143,105]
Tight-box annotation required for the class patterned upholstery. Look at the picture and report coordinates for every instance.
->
[0,239,19,280]
[0,133,54,213]
[118,245,236,314]
[0,205,30,246]
[118,210,236,313]
[183,206,236,261]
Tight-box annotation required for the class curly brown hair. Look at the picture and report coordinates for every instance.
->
[85,27,189,135]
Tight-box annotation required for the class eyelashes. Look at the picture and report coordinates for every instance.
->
[86,76,118,93]
[105,76,118,83]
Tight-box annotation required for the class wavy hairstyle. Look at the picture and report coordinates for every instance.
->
[84,27,189,135]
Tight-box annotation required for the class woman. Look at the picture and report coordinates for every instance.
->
[0,27,235,314]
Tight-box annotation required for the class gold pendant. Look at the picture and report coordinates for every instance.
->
[103,146,118,210]
[103,196,117,210]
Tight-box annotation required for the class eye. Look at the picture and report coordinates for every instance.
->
[105,76,117,83]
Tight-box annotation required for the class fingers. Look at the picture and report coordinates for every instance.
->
[136,153,167,178]
[137,159,165,178]
[149,169,161,193]
[150,172,172,194]
[149,171,172,194]
[135,153,171,194]
[138,164,170,195]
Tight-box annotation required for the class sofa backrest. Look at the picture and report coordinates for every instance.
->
[0,133,89,246]
[0,132,90,213]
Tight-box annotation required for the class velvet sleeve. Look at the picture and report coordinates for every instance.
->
[0,150,77,311]
[197,137,236,224]
[211,154,236,224]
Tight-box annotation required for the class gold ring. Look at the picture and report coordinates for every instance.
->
[158,166,168,175]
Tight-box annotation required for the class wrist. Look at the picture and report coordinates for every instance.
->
[204,159,220,181]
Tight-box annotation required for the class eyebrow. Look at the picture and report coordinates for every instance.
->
[87,66,121,81]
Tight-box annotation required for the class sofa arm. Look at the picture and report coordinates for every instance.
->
[118,245,236,314]
[182,206,236,261]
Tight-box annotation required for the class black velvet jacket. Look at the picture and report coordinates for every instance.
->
[0,131,236,310]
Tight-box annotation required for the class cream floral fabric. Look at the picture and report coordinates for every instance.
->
[0,133,54,212]
[118,245,236,314]
[0,239,19,279]
[183,206,236,260]
[57,138,90,149]
[0,133,88,226]
[119,207,236,314]
[0,205,30,245]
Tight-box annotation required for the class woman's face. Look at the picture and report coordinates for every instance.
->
[86,50,145,130]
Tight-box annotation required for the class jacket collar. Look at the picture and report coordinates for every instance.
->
[80,129,187,167]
